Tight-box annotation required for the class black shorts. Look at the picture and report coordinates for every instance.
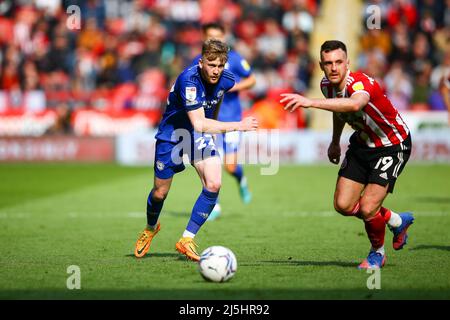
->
[338,134,412,193]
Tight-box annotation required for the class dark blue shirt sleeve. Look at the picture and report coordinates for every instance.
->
[229,52,252,78]
[190,54,201,68]
[222,70,236,92]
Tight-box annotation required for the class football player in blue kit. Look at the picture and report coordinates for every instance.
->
[192,23,256,220]
[134,39,258,261]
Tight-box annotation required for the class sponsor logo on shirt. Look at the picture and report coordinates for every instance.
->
[186,100,198,106]
[202,99,219,109]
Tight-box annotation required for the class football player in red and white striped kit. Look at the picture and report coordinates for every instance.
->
[280,40,414,269]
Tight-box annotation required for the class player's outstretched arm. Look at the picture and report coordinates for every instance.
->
[188,108,258,133]
[280,92,369,113]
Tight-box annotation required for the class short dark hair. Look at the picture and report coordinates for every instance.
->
[320,40,347,58]
[202,22,225,34]
[202,39,229,63]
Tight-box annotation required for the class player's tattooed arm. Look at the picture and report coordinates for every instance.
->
[331,113,345,144]
[280,91,369,113]
[328,114,345,164]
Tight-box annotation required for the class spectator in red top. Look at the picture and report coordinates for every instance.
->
[1,62,20,90]
[387,0,418,28]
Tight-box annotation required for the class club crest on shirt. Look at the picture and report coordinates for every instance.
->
[217,90,224,97]
[186,87,197,101]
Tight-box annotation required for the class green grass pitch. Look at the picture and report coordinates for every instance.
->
[0,163,449,299]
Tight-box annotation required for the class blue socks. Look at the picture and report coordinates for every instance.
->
[147,187,220,235]
[146,190,164,227]
[186,188,219,235]
[232,165,243,183]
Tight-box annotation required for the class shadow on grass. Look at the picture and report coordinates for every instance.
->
[243,260,357,268]
[410,245,450,252]
[163,210,191,217]
[124,253,186,260]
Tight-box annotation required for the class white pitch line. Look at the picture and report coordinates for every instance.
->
[0,212,30,219]
[127,212,144,218]
[0,211,448,219]
[280,211,336,217]
[281,211,450,217]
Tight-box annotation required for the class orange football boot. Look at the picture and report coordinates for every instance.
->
[134,223,161,258]
[175,237,200,261]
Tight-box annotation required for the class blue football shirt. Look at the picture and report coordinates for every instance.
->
[191,50,252,122]
[155,65,235,142]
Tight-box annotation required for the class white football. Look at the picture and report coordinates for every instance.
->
[198,246,237,283]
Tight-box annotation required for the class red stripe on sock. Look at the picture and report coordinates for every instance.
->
[351,202,363,219]
[341,202,362,218]
[351,202,360,215]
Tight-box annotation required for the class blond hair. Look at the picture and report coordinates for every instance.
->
[201,39,229,64]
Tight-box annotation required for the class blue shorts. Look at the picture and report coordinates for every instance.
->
[154,132,218,179]
[215,131,242,155]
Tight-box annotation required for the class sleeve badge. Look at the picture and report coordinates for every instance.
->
[241,60,251,71]
[352,81,365,91]
[186,87,197,101]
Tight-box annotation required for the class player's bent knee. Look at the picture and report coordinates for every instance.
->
[224,163,236,173]
[335,207,355,217]
[152,189,169,202]
[204,181,221,193]
[334,199,356,216]
[359,203,378,219]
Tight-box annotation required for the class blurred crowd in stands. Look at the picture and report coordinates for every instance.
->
[0,0,448,135]
[360,0,449,112]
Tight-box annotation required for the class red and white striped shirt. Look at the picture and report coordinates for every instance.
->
[320,71,410,148]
